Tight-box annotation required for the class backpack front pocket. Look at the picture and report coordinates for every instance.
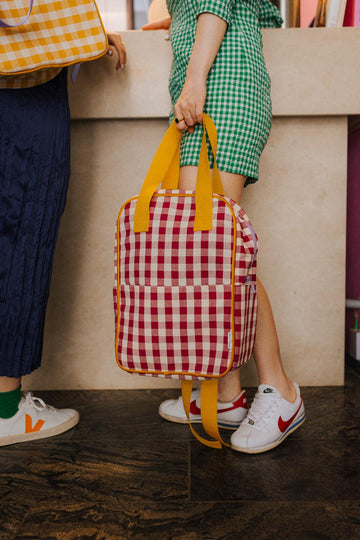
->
[116,283,236,379]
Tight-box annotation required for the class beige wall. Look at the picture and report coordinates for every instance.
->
[25,29,356,389]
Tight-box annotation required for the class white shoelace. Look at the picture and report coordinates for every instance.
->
[23,392,54,413]
[247,390,282,429]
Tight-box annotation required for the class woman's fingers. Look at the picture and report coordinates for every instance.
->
[107,33,127,69]
[173,78,206,132]
[174,107,189,132]
[174,115,197,132]
[141,17,171,30]
[184,113,195,126]
[174,107,197,132]
[174,117,187,131]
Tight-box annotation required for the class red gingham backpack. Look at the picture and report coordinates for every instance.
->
[114,114,258,448]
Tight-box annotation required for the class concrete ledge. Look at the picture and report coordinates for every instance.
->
[69,28,360,119]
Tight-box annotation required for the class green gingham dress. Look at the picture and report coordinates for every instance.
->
[167,0,282,185]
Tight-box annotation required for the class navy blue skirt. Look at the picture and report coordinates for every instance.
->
[0,69,70,377]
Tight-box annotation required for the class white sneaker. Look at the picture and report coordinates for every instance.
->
[0,392,79,447]
[159,387,248,429]
[231,382,305,453]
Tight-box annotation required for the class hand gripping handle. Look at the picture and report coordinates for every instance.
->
[133,113,225,233]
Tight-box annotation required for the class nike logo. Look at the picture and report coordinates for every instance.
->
[189,393,247,416]
[278,399,303,433]
[25,414,45,434]
[190,400,201,415]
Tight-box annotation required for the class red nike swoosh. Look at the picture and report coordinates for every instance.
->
[218,392,248,413]
[278,398,303,433]
[190,400,201,415]
[189,393,247,416]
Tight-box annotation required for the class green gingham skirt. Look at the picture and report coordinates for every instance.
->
[167,0,282,185]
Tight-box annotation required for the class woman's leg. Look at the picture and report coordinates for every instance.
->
[179,166,295,403]
[254,281,295,401]
[179,166,245,401]
[0,377,21,392]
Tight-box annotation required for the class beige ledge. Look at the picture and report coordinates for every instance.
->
[69,28,360,119]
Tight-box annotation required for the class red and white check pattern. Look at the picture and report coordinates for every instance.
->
[114,190,257,380]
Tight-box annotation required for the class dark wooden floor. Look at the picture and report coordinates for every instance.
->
[1,365,360,540]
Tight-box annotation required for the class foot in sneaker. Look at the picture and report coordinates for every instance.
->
[0,392,79,447]
[159,388,248,429]
[231,382,305,453]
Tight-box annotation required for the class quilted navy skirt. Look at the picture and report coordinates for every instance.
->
[0,69,70,377]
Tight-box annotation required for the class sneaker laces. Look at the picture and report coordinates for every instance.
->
[23,392,55,413]
[247,390,282,429]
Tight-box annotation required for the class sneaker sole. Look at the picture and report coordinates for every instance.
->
[231,414,306,454]
[0,412,80,447]
[159,410,242,430]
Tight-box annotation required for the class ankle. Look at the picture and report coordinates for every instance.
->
[218,371,242,403]
[218,387,242,403]
[277,382,297,402]
[0,377,21,393]
[259,378,296,402]
[0,386,22,419]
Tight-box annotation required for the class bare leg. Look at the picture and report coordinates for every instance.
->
[0,377,21,392]
[253,281,295,401]
[179,165,296,403]
[179,166,245,401]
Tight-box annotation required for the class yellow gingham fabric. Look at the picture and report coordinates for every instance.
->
[0,0,108,88]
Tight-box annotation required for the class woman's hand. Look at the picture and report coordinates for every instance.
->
[107,33,127,70]
[174,77,206,134]
[141,17,171,30]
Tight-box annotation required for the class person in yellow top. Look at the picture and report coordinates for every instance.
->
[0,32,126,447]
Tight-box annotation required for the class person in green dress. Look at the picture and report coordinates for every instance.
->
[143,0,305,454]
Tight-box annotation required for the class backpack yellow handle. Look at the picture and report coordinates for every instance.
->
[134,114,224,233]
[182,379,230,449]
[161,113,223,193]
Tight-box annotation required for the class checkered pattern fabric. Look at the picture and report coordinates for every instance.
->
[197,0,233,24]
[0,0,107,89]
[167,0,282,185]
[0,67,61,89]
[114,190,258,381]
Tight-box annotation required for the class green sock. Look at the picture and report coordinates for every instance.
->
[0,386,21,419]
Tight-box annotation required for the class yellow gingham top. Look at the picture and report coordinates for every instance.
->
[0,0,107,89]
[0,68,62,89]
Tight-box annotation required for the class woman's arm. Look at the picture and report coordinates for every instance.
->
[174,13,227,133]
